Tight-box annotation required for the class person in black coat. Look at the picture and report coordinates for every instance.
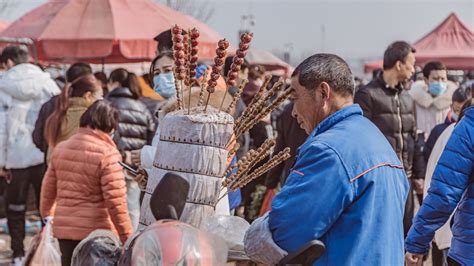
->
[265,102,308,189]
[106,68,156,160]
[354,41,425,236]
[106,68,156,231]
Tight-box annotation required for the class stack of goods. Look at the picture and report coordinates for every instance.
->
[139,25,292,229]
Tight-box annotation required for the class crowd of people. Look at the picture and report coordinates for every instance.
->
[0,29,472,266]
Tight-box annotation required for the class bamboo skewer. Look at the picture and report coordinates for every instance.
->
[231,148,291,190]
[197,69,208,108]
[217,147,291,204]
[226,79,247,114]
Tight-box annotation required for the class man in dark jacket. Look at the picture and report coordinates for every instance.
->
[265,102,308,188]
[32,62,93,164]
[354,41,424,236]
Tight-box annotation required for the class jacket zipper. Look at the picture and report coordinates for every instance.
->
[394,92,404,165]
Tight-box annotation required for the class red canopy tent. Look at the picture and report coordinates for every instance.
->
[0,0,224,63]
[0,20,8,32]
[364,13,474,72]
[245,49,294,76]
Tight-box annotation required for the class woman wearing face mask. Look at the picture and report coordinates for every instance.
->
[409,61,456,138]
[44,74,103,161]
[106,68,156,231]
[150,51,176,99]
[133,53,235,193]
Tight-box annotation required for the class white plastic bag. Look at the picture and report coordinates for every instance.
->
[30,219,61,266]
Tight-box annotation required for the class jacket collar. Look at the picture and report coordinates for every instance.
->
[69,97,91,108]
[107,87,134,98]
[375,74,404,92]
[310,104,363,138]
[78,127,116,147]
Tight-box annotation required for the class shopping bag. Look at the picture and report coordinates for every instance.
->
[29,219,61,266]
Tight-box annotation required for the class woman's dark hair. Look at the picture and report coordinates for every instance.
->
[45,74,101,146]
[109,68,141,99]
[66,62,92,82]
[94,71,109,95]
[148,51,174,86]
[452,86,472,103]
[383,41,416,70]
[80,100,119,133]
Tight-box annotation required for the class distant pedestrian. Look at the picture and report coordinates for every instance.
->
[0,45,60,265]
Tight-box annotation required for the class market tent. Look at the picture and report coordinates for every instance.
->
[0,0,224,63]
[0,20,8,32]
[245,49,293,76]
[364,13,474,72]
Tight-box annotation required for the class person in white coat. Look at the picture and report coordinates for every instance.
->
[409,61,456,138]
[0,45,60,265]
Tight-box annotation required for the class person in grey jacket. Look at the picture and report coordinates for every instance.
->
[0,45,60,265]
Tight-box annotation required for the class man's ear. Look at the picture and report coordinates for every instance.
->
[423,77,429,85]
[395,61,402,72]
[319,82,331,100]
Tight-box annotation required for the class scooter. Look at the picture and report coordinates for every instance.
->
[120,172,325,265]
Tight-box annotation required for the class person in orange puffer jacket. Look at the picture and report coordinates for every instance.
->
[40,100,132,266]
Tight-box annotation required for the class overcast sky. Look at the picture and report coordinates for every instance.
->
[1,0,472,74]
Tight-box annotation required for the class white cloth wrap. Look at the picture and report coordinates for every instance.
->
[244,213,288,264]
[139,108,234,229]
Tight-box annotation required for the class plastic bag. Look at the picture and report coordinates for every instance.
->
[204,215,250,261]
[71,230,122,266]
[29,219,61,266]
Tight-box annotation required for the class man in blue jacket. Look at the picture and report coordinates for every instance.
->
[244,54,409,265]
[405,104,474,266]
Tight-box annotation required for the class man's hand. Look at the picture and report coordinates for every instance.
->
[123,151,133,166]
[413,179,424,195]
[405,252,423,266]
[131,149,141,167]
[133,167,148,190]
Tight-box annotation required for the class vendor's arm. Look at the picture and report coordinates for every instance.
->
[269,142,354,252]
[405,115,473,254]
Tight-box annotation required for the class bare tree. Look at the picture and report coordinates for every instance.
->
[0,0,18,19]
[155,0,215,23]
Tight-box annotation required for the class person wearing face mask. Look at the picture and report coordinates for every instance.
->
[149,51,176,100]
[409,61,456,138]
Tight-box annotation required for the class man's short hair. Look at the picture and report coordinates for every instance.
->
[0,45,29,65]
[422,61,446,79]
[66,62,93,82]
[383,41,416,70]
[292,53,355,98]
[223,55,249,77]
